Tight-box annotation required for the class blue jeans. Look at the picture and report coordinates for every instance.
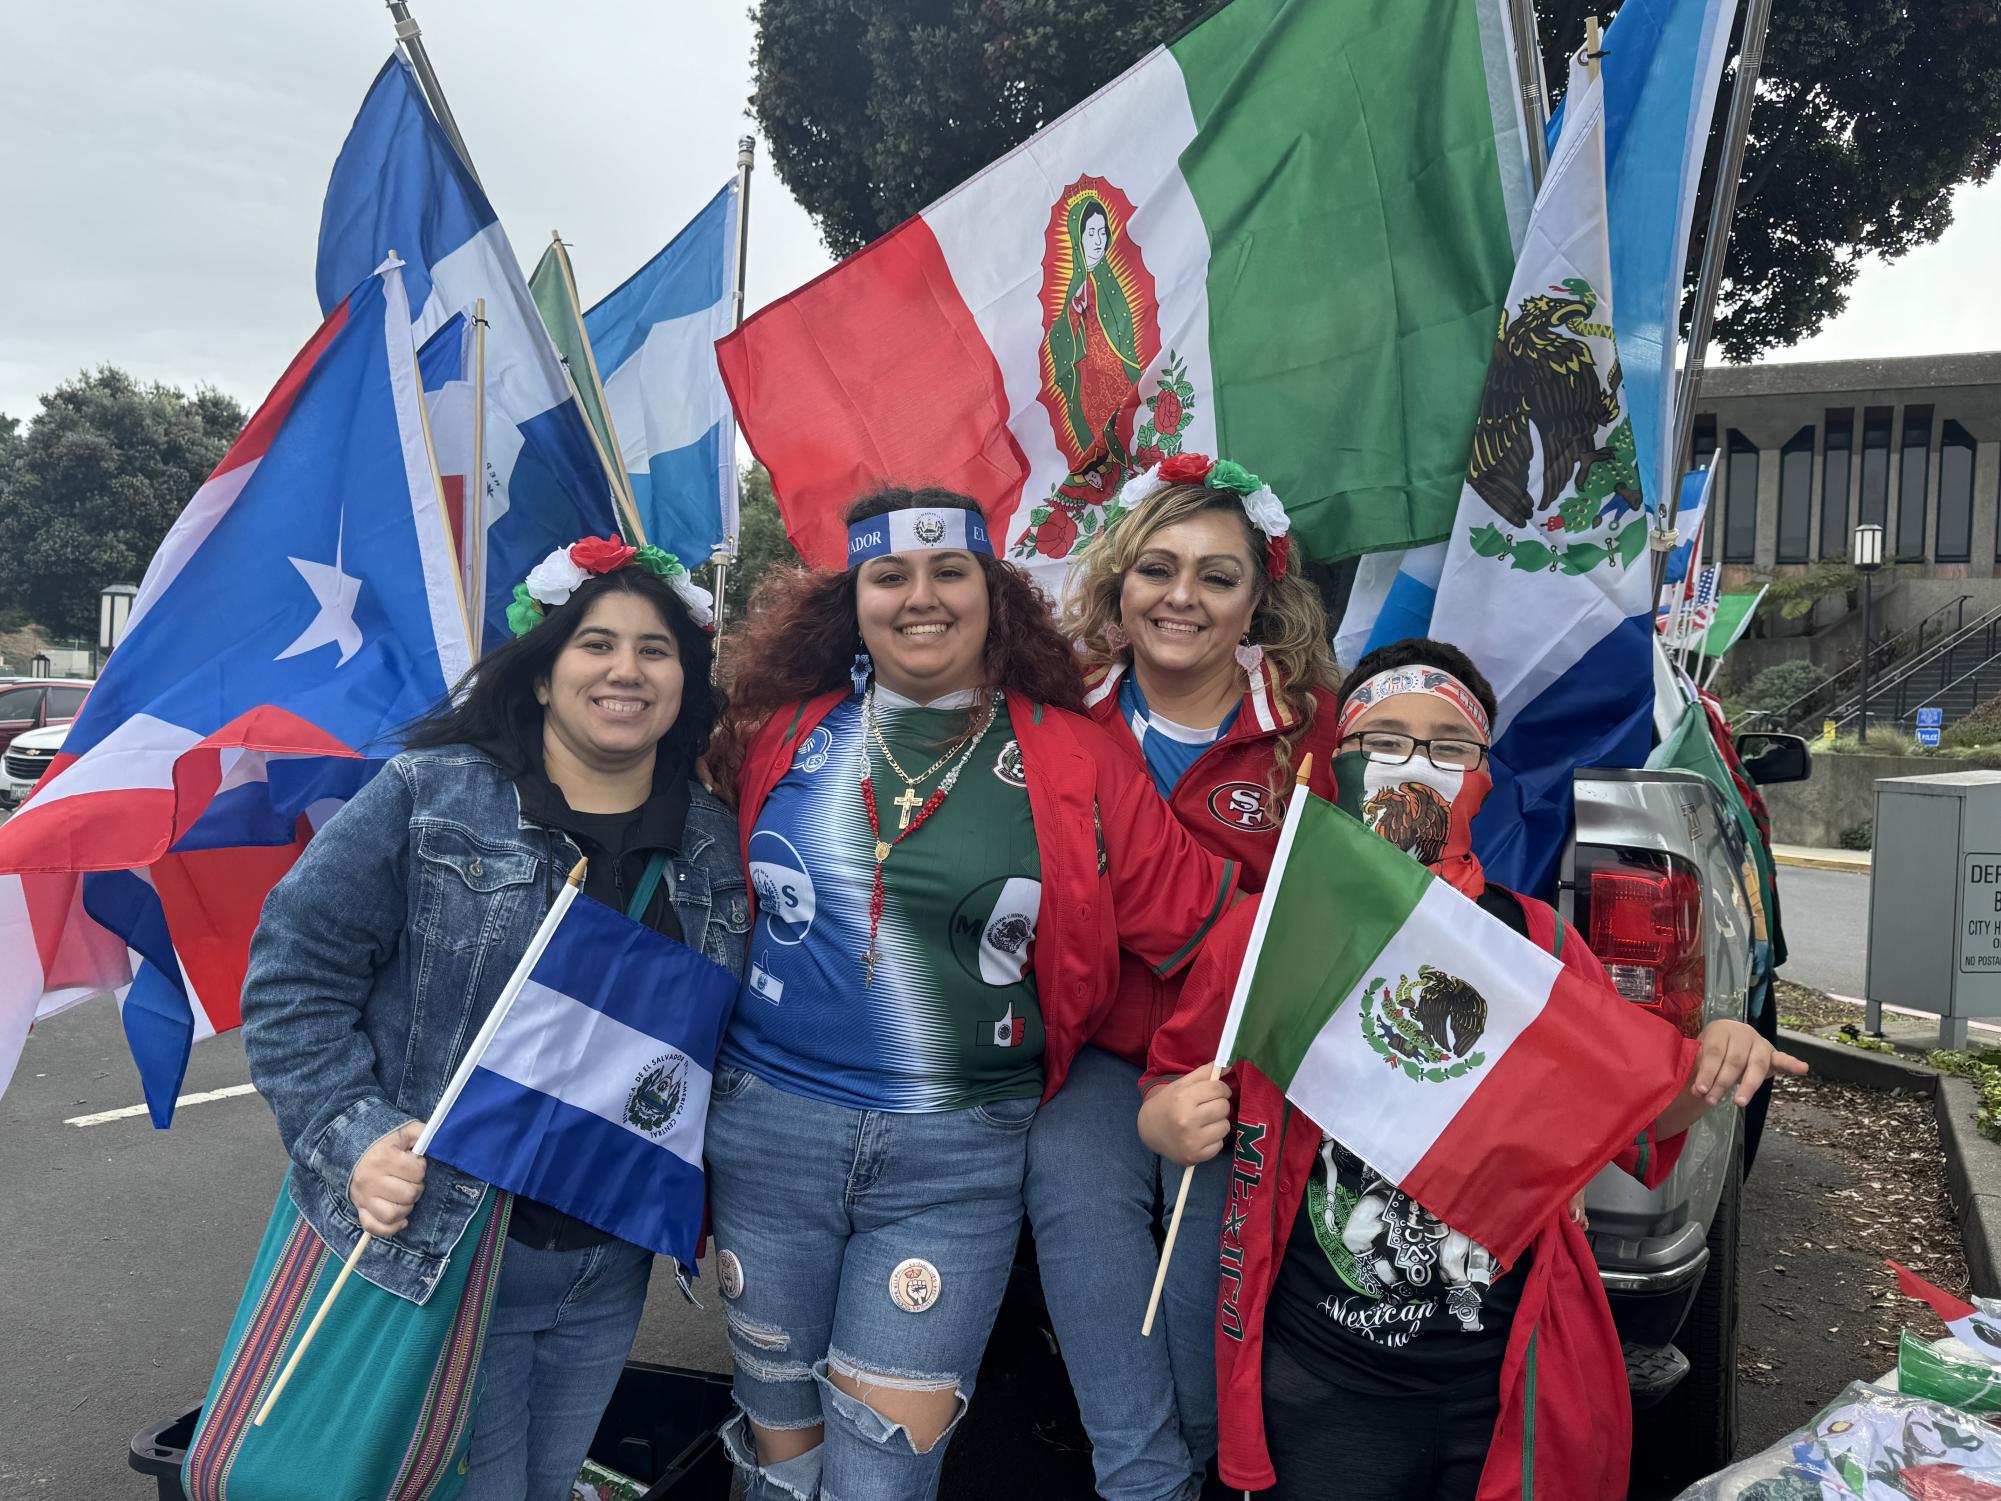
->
[704,1062,1035,1501]
[1024,1046,1228,1501]
[463,1235,653,1501]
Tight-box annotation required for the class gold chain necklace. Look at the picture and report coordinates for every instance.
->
[867,695,986,791]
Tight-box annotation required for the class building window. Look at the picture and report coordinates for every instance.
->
[1724,430,1759,563]
[1860,406,1892,529]
[1897,404,1934,560]
[1777,425,1813,563]
[1820,408,1853,559]
[1692,415,1718,560]
[1939,420,1975,564]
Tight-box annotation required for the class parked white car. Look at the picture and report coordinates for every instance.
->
[1,718,69,807]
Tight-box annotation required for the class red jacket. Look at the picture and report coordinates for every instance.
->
[735,688,1239,1103]
[1082,658,1341,1066]
[1147,892,1688,1500]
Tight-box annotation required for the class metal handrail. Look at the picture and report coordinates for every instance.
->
[1831,616,2001,731]
[1770,592,1971,728]
[1819,600,2001,727]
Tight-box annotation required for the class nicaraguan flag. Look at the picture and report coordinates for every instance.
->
[1427,52,1654,899]
[318,58,621,642]
[1548,0,1736,519]
[584,181,740,564]
[419,890,738,1266]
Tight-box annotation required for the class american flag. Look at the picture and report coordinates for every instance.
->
[1687,565,1720,632]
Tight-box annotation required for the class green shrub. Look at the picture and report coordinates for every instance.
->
[1763,560,1860,621]
[1944,693,2001,750]
[1839,821,1873,850]
[1741,659,1829,717]
[1823,730,1922,757]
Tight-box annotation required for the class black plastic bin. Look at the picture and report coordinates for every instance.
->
[128,1360,735,1500]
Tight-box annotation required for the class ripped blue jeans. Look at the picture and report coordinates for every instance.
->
[703,1062,1034,1501]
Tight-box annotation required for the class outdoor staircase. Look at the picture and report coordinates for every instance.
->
[1764,594,1979,735]
[1819,605,2001,735]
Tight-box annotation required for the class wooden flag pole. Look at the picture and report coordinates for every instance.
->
[1141,757,1315,1338]
[548,232,649,548]
[253,859,588,1427]
[468,298,487,658]
[712,135,758,652]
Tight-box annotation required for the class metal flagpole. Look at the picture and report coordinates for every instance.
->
[468,298,488,658]
[712,135,757,654]
[1507,0,1551,191]
[1666,0,1773,535]
[549,231,646,539]
[385,1,480,186]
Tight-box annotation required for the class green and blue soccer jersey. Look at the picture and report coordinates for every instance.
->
[724,696,1045,1111]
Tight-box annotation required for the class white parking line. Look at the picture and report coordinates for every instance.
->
[1823,993,2001,1038]
[66,1082,258,1127]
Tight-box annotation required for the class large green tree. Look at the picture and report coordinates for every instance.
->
[0,369,244,636]
[751,0,2001,358]
[699,463,801,633]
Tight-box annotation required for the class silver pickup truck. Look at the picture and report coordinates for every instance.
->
[1568,639,1811,1491]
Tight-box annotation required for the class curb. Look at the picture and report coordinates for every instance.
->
[1778,1028,2001,1297]
[1772,851,1872,873]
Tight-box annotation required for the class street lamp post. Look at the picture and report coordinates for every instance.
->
[98,582,138,677]
[1852,523,1885,744]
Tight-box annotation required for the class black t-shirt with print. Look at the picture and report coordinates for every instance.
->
[1264,886,1535,1396]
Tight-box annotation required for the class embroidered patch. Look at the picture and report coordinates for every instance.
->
[1206,781,1276,833]
[717,1249,745,1300]
[992,738,1027,788]
[889,1257,942,1313]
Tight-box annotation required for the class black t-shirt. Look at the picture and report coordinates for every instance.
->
[1263,886,1535,1396]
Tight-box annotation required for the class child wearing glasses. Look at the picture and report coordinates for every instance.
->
[1139,637,1803,1501]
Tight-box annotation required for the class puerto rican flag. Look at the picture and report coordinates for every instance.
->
[0,258,470,1120]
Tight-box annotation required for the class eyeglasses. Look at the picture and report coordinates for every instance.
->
[1341,731,1488,772]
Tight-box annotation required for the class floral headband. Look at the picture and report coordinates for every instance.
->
[1112,452,1293,577]
[506,535,716,637]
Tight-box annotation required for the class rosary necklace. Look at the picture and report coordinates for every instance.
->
[857,686,999,985]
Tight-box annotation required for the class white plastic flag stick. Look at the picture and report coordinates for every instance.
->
[254,858,587,1427]
[1142,758,1313,1337]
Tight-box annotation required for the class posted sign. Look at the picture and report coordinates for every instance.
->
[1965,854,2001,972]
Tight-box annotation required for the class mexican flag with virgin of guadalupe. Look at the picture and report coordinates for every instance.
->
[1223,789,1693,1264]
[718,0,1536,598]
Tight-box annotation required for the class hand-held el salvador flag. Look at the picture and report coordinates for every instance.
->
[1427,52,1655,900]
[418,876,737,1268]
[583,181,741,565]
[0,259,470,1119]
[319,57,621,642]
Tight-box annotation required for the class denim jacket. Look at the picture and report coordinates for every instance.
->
[240,743,748,1303]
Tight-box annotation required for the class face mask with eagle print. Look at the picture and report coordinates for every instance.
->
[1333,749,1492,897]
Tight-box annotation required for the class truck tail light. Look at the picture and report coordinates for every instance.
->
[1572,848,1705,1037]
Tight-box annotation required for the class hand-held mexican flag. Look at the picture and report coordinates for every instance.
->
[1219,787,1693,1266]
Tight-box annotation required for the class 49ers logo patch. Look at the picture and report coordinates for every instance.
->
[1207,781,1275,833]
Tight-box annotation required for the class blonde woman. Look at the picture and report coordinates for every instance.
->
[1026,454,1340,1501]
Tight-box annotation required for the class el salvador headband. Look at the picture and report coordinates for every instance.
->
[1338,665,1492,743]
[846,508,994,568]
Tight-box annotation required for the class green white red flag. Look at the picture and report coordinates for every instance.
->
[718,0,1535,597]
[1219,787,1692,1264]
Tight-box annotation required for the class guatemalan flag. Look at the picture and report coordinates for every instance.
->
[584,180,741,565]
[319,57,621,644]
[0,259,471,1118]
[1427,51,1653,900]
[418,878,737,1268]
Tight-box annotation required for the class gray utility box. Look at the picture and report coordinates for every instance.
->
[1867,769,2001,1048]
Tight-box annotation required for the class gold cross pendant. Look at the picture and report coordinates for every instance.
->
[892,785,924,830]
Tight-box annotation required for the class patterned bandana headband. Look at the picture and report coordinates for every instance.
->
[506,536,716,637]
[846,508,995,568]
[1112,452,1293,577]
[1337,664,1492,743]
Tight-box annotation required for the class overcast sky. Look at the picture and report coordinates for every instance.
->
[2,1,1996,421]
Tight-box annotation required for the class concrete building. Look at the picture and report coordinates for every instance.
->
[1692,355,2001,725]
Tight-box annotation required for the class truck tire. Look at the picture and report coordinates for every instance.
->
[1632,1127,1741,1492]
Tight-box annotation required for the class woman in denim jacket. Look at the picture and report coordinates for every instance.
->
[241,540,748,1500]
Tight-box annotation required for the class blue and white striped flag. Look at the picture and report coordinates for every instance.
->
[419,878,737,1266]
[585,182,741,564]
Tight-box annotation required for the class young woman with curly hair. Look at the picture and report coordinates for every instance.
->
[701,486,1239,1501]
[1027,457,1342,1501]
